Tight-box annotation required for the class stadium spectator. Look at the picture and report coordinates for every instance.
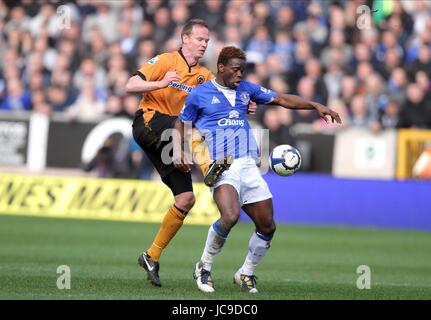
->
[46,84,73,112]
[320,29,353,69]
[190,0,224,34]
[118,20,138,56]
[340,74,358,105]
[407,44,431,78]
[275,5,295,31]
[272,30,295,70]
[304,58,328,105]
[73,57,107,93]
[152,6,174,48]
[415,70,431,95]
[323,56,344,104]
[387,67,408,103]
[31,92,52,115]
[364,72,388,121]
[349,94,374,129]
[64,78,105,121]
[379,98,402,129]
[87,27,109,66]
[295,10,328,49]
[136,39,157,67]
[398,83,431,129]
[245,25,274,62]
[82,2,118,44]
[0,77,32,111]
[105,94,123,117]
[291,77,323,124]
[83,134,124,178]
[289,39,313,87]
[262,106,293,150]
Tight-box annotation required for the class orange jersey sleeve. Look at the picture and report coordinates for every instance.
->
[136,51,213,120]
[137,53,172,83]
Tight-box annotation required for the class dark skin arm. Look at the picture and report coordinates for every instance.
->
[270,93,342,124]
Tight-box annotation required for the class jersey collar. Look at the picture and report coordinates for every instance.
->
[178,48,197,72]
[211,79,235,91]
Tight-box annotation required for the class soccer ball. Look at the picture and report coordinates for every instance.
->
[269,144,301,176]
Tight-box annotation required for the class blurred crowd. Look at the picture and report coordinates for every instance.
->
[1,0,431,178]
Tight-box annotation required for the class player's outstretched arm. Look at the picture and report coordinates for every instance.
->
[270,94,342,124]
[125,71,181,93]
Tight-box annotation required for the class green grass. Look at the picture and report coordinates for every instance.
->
[0,215,431,300]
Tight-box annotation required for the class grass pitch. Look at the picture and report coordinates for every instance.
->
[0,215,430,300]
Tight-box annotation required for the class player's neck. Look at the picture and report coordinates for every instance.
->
[180,47,199,67]
[214,77,230,89]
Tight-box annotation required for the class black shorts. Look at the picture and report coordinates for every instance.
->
[132,109,193,195]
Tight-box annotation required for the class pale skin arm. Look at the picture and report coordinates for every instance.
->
[247,100,257,115]
[172,119,193,173]
[270,93,342,124]
[125,71,181,93]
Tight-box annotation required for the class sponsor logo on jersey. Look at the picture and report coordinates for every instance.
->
[211,96,221,104]
[197,75,205,84]
[147,56,160,64]
[217,118,245,126]
[168,82,193,93]
[240,92,250,105]
[229,110,240,119]
[217,110,244,126]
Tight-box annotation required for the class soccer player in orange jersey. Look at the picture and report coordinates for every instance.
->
[126,19,245,287]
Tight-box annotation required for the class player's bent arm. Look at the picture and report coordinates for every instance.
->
[125,75,164,93]
[125,71,181,93]
[270,94,342,124]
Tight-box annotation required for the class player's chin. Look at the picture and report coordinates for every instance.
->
[231,80,241,88]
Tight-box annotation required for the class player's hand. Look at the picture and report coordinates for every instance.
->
[247,100,257,115]
[313,103,342,124]
[159,71,181,88]
[172,150,193,173]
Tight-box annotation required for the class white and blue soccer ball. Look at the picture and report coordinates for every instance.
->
[269,144,302,176]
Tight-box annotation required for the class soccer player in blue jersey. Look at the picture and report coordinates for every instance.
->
[175,46,342,293]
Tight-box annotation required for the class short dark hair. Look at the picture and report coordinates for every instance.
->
[181,19,208,41]
[217,46,246,65]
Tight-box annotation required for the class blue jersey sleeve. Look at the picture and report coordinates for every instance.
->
[245,81,277,105]
[179,90,200,124]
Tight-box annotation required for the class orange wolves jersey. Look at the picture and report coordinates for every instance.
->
[136,50,213,123]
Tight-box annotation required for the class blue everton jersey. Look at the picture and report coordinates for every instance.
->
[179,79,276,160]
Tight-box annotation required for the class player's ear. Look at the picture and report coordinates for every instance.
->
[218,63,224,73]
[182,34,188,44]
